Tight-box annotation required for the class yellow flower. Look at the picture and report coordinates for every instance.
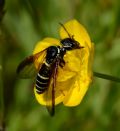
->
[33,19,94,107]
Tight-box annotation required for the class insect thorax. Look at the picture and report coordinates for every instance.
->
[46,46,60,65]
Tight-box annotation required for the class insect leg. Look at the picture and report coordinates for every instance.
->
[51,60,59,116]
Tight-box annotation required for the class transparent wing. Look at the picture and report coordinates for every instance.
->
[45,60,60,116]
[17,49,47,79]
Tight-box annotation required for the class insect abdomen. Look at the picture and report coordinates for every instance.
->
[35,63,51,94]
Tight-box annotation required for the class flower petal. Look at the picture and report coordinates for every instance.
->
[59,19,94,106]
[63,76,91,106]
[33,37,60,55]
[63,41,94,106]
[34,76,77,106]
[34,86,64,105]
[59,19,92,48]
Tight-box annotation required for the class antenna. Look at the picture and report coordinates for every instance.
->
[59,22,71,38]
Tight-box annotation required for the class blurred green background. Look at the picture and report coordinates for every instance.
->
[0,0,120,131]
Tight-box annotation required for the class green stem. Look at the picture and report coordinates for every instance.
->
[93,72,120,83]
[0,56,5,131]
[0,7,5,129]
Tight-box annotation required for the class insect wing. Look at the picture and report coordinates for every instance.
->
[45,60,59,116]
[17,50,47,79]
[46,79,55,116]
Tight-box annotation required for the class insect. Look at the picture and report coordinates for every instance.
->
[17,23,83,116]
